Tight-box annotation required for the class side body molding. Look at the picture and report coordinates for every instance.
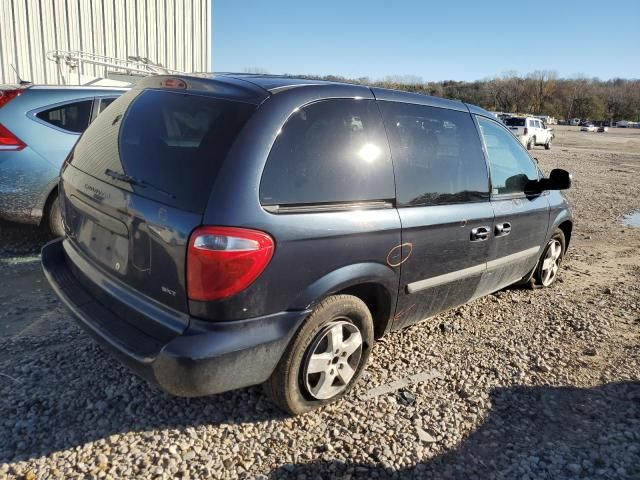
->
[406,246,541,295]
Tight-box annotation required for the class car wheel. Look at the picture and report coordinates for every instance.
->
[545,138,552,150]
[534,229,565,287]
[527,137,534,150]
[47,194,65,237]
[263,294,374,415]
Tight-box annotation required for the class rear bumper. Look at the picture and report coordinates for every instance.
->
[41,237,310,396]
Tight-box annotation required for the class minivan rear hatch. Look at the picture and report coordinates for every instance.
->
[61,77,265,315]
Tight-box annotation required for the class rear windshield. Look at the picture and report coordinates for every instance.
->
[504,118,526,127]
[71,89,255,212]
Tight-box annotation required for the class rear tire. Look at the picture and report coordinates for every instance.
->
[527,137,534,150]
[47,194,65,238]
[263,294,374,415]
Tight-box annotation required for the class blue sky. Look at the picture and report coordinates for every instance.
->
[213,0,639,81]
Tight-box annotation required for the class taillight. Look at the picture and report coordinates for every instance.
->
[524,127,528,135]
[187,226,275,302]
[0,123,26,151]
[0,89,22,109]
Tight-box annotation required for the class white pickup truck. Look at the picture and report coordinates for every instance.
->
[504,116,554,150]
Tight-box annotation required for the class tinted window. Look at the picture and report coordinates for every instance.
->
[36,100,93,133]
[380,102,489,206]
[71,89,255,212]
[505,118,525,127]
[477,116,539,195]
[260,99,394,205]
[98,97,117,114]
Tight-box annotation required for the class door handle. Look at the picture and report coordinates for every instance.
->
[470,226,490,241]
[495,222,512,237]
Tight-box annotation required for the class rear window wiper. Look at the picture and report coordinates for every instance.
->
[105,169,176,199]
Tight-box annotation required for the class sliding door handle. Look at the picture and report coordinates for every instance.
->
[470,226,490,241]
[495,222,512,237]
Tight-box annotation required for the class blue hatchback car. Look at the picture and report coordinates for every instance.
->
[0,85,126,235]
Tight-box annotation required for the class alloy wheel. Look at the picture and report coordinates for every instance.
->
[541,239,562,286]
[302,319,363,400]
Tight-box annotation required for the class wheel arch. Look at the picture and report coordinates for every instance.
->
[290,262,399,339]
[335,283,394,339]
[557,219,573,251]
[32,178,60,226]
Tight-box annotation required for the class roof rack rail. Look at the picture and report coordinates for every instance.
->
[46,50,185,85]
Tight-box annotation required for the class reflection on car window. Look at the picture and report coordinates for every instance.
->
[477,117,539,195]
[380,102,489,206]
[36,100,93,133]
[260,99,394,205]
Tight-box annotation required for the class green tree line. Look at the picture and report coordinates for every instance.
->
[288,71,640,121]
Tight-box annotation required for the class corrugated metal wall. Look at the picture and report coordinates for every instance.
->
[0,0,212,85]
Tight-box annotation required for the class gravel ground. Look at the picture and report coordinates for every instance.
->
[0,128,639,479]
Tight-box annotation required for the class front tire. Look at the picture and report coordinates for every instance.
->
[263,295,374,415]
[545,138,552,150]
[533,229,566,287]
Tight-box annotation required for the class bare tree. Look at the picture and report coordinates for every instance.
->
[285,70,640,120]
[528,70,558,114]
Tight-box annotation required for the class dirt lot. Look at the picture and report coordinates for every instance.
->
[0,127,639,479]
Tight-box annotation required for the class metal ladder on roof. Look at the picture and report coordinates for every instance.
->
[46,50,185,86]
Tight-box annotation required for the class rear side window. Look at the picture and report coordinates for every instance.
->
[36,100,93,133]
[71,89,255,212]
[260,99,395,206]
[90,97,119,123]
[380,102,489,206]
[98,97,117,114]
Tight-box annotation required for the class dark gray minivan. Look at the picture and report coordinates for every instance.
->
[42,74,572,414]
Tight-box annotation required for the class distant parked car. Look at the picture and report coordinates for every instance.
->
[0,84,126,235]
[597,126,608,133]
[535,115,557,125]
[504,116,554,150]
[581,124,596,132]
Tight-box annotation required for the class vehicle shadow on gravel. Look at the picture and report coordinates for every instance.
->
[270,381,640,479]
[0,332,288,464]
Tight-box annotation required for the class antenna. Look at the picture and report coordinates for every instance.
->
[10,64,32,86]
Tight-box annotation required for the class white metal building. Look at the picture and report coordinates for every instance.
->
[0,0,212,85]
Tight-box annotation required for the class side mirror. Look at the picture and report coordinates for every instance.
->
[546,168,572,190]
[525,168,572,193]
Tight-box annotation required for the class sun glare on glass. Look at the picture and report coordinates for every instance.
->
[357,143,381,163]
